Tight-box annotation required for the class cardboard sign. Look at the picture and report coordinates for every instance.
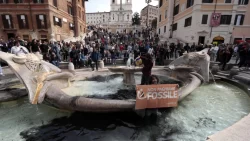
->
[135,84,179,110]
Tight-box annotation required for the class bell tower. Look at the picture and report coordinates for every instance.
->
[111,0,117,5]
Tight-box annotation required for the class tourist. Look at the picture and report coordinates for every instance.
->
[91,48,99,71]
[220,45,233,70]
[80,50,87,68]
[29,39,41,53]
[184,43,190,53]
[140,53,153,85]
[0,41,5,76]
[190,42,196,52]
[210,45,219,61]
[0,38,8,53]
[238,42,247,68]
[110,49,116,65]
[11,41,29,55]
[70,47,80,68]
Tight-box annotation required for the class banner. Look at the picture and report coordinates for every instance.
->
[210,13,221,27]
[135,84,179,110]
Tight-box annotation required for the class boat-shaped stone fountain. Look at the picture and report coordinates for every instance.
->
[0,49,209,112]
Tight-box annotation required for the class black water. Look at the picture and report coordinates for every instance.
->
[20,111,169,141]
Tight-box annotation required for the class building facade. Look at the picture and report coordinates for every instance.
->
[0,0,87,41]
[157,0,250,44]
[140,5,158,28]
[86,0,133,33]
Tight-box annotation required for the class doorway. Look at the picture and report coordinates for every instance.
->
[7,33,15,39]
[198,36,205,44]
[213,36,224,45]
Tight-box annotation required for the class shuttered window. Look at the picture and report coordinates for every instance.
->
[2,14,13,28]
[53,16,62,27]
[36,14,47,29]
[0,0,9,3]
[17,15,29,29]
[201,15,208,24]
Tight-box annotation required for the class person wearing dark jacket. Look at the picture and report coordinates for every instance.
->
[91,48,99,71]
[140,53,153,85]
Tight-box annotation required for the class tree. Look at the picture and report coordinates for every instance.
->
[151,18,157,29]
[132,12,141,26]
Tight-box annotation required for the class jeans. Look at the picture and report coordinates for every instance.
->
[91,61,98,71]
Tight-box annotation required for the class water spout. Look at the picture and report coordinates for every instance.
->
[209,70,216,84]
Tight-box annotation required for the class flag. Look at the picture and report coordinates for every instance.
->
[210,13,221,27]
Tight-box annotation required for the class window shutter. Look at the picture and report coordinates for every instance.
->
[41,0,44,3]
[25,15,29,29]
[53,16,56,25]
[2,15,8,28]
[17,15,22,29]
[33,0,37,3]
[9,15,13,28]
[238,0,242,4]
[245,0,249,5]
[43,15,47,28]
[59,18,62,27]
[240,15,244,25]
[36,15,41,29]
[234,15,238,25]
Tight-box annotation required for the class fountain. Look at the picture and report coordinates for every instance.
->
[1,48,250,141]
[0,49,209,112]
[108,55,141,85]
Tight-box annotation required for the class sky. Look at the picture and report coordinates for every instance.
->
[85,0,158,14]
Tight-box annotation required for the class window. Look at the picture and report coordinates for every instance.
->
[53,16,62,27]
[184,17,192,27]
[33,0,44,3]
[0,0,8,3]
[69,23,74,30]
[159,14,161,22]
[36,14,47,29]
[127,14,129,20]
[112,0,115,3]
[82,12,85,20]
[158,28,160,34]
[113,14,114,20]
[186,0,194,8]
[164,26,166,33]
[17,15,29,29]
[173,5,179,16]
[165,10,167,19]
[1,14,13,29]
[234,14,245,25]
[220,15,232,25]
[202,0,213,3]
[225,0,231,3]
[159,0,163,7]
[14,0,22,3]
[53,0,57,7]
[68,6,73,15]
[238,0,249,5]
[172,23,177,31]
[201,15,208,24]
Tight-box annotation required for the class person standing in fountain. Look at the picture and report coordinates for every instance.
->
[91,48,99,71]
[140,53,153,85]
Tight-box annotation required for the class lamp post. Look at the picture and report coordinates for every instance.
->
[145,0,151,39]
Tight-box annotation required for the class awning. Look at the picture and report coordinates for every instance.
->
[213,36,224,41]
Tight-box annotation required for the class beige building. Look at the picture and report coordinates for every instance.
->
[157,0,250,44]
[140,5,158,28]
[86,0,133,33]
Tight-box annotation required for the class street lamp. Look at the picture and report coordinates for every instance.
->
[145,0,152,28]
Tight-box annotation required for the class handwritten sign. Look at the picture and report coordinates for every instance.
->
[135,84,179,110]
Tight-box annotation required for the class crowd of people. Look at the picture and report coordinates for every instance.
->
[0,27,250,76]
